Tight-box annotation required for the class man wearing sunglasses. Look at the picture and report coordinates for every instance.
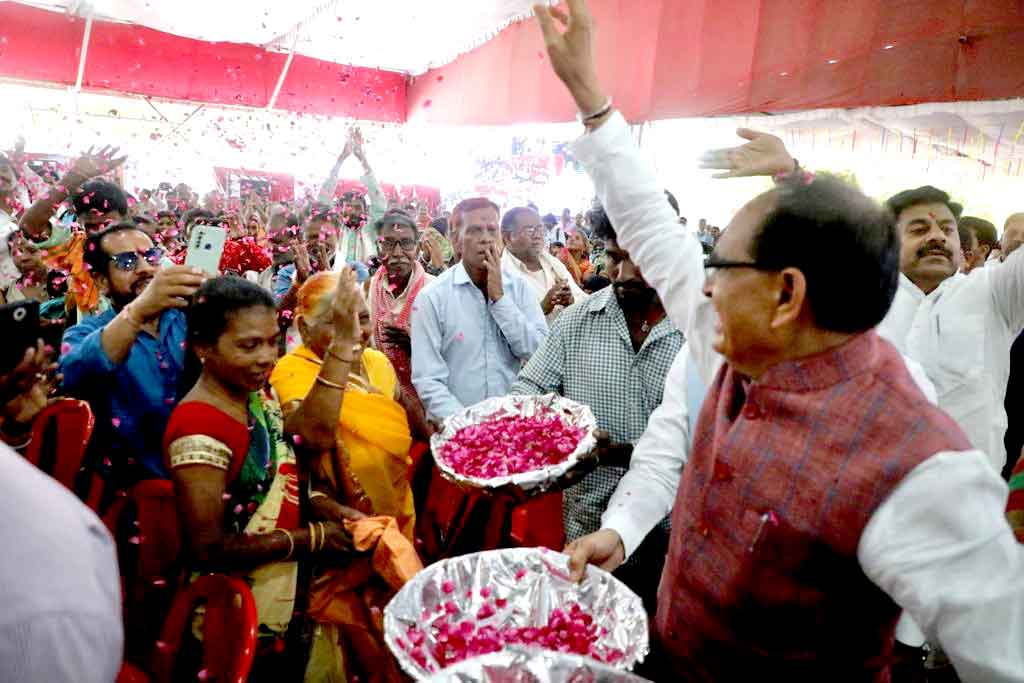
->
[59,221,205,490]
[537,1,1024,681]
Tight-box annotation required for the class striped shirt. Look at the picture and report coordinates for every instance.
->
[511,286,683,541]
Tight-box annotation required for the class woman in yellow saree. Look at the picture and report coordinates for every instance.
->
[271,270,424,683]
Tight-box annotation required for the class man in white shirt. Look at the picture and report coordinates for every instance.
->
[500,206,586,322]
[535,1,1024,680]
[876,186,1024,472]
[0,444,123,683]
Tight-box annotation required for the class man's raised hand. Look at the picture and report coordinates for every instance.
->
[533,0,607,115]
[699,129,796,179]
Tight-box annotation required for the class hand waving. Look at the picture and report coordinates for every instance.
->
[64,145,127,187]
[330,267,362,344]
[699,129,796,179]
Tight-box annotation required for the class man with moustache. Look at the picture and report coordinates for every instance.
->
[368,210,435,411]
[511,205,682,614]
[500,206,586,323]
[877,186,1024,473]
[59,222,205,486]
[411,197,547,421]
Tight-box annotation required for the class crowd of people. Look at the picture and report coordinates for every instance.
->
[1,1,1024,681]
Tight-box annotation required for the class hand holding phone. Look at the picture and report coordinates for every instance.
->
[130,266,206,322]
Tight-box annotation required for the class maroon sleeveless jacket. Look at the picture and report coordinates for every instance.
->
[655,331,971,682]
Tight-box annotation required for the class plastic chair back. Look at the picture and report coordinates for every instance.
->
[152,574,258,683]
[24,398,96,500]
[107,479,183,666]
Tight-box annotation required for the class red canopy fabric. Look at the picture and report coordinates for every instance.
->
[3,1,1023,126]
[407,0,1024,125]
[0,2,405,122]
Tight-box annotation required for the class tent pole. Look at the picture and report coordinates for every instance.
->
[73,10,94,93]
[266,48,296,111]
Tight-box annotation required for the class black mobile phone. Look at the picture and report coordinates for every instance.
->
[0,300,40,375]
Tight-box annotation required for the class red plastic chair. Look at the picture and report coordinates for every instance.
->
[115,575,258,683]
[151,575,259,683]
[103,479,184,666]
[23,398,102,510]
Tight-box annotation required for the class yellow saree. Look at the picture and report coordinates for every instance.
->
[270,344,415,537]
[270,345,421,683]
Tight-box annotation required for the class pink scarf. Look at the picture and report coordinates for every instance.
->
[370,262,428,404]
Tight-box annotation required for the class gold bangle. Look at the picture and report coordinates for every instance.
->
[309,490,328,500]
[315,375,346,391]
[325,344,359,364]
[317,522,327,552]
[308,522,318,554]
[275,528,294,561]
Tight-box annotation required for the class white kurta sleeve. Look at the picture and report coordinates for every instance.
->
[601,348,690,558]
[858,450,1024,683]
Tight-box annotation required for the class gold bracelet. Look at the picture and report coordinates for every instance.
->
[325,343,359,364]
[315,375,346,391]
[275,528,294,561]
[308,522,318,554]
[317,521,327,552]
[309,490,328,500]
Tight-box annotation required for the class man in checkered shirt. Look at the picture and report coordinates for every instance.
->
[511,203,683,615]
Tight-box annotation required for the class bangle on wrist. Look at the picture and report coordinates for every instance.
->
[315,375,346,391]
[325,343,360,364]
[308,522,318,554]
[317,522,327,552]
[578,97,613,125]
[275,528,295,561]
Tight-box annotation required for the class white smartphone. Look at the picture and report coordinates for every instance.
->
[185,225,227,275]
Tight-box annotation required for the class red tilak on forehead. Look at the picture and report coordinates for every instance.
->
[928,211,937,220]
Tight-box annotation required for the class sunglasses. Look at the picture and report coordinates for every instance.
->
[109,247,164,272]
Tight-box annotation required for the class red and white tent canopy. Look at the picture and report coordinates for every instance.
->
[2,0,1023,125]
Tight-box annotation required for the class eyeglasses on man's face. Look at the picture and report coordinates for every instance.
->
[377,237,418,253]
[703,255,778,280]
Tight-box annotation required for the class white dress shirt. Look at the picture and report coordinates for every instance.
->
[411,261,548,420]
[0,445,123,683]
[501,248,587,323]
[573,111,1024,682]
[877,262,1024,472]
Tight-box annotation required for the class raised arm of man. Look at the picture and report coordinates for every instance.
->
[535,3,720,383]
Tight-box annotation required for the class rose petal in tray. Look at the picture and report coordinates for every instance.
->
[430,394,599,492]
[384,547,649,679]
